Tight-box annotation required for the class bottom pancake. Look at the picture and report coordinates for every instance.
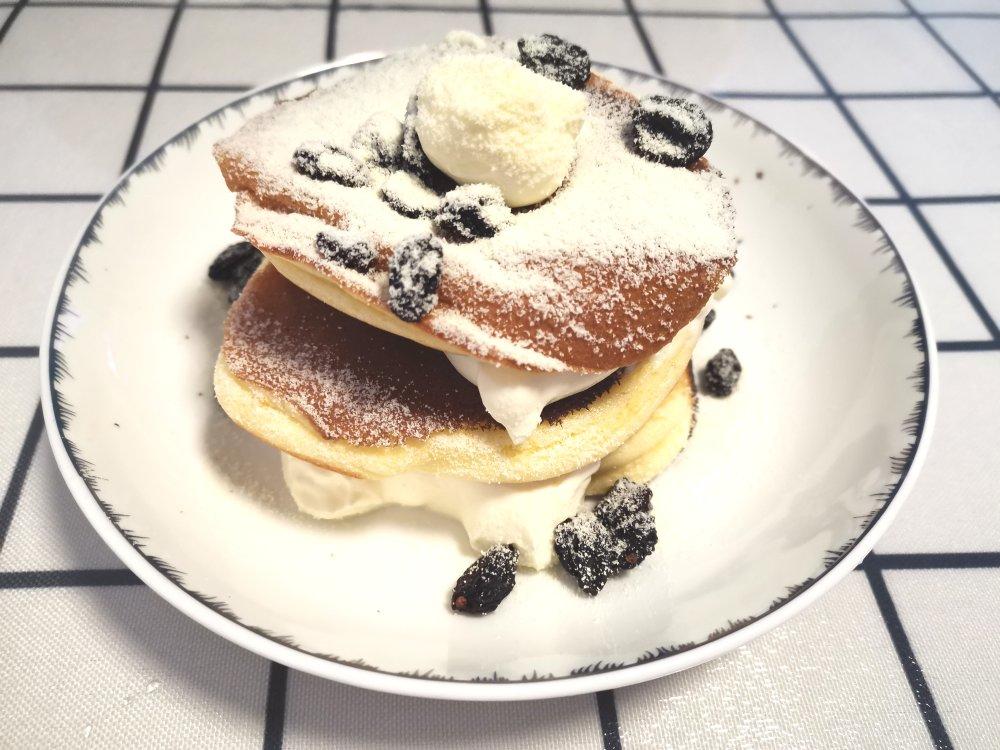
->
[588,368,696,495]
[215,263,702,484]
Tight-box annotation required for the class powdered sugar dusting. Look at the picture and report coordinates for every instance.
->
[431,309,566,370]
[381,170,440,218]
[635,127,686,161]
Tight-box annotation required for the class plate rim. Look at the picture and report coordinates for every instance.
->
[40,55,939,701]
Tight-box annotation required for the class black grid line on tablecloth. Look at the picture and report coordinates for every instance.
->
[4,82,1000,99]
[862,559,952,749]
[7,1,1000,19]
[325,0,339,61]
[263,662,289,750]
[0,403,44,554]
[595,690,622,750]
[0,1,998,747]
[901,0,1000,109]
[762,0,999,346]
[120,0,186,171]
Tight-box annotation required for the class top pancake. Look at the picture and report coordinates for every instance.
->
[214,36,737,373]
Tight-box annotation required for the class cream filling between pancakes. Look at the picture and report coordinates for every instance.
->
[445,282,731,445]
[445,353,614,445]
[282,454,598,569]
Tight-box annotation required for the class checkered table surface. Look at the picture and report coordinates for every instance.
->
[1,0,998,747]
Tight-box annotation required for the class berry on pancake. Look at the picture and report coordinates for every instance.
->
[388,234,444,322]
[435,184,512,241]
[633,96,713,167]
[315,230,377,274]
[517,34,591,90]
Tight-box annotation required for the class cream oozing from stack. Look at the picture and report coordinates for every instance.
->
[446,353,614,445]
[283,454,598,569]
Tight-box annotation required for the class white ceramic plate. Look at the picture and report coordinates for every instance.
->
[42,56,936,701]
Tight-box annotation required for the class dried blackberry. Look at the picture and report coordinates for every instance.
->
[554,512,622,596]
[702,347,742,397]
[400,96,455,193]
[208,241,262,302]
[379,170,441,219]
[594,477,652,529]
[227,254,262,302]
[292,141,327,178]
[351,111,404,168]
[704,308,717,330]
[517,34,591,90]
[435,184,512,241]
[208,241,258,282]
[593,478,657,570]
[608,510,657,570]
[292,141,368,187]
[315,231,377,274]
[451,544,519,614]
[388,234,443,322]
[633,96,713,167]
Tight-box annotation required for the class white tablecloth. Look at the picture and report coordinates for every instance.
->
[2,0,999,747]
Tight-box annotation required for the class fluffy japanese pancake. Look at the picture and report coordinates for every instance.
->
[213,36,736,373]
[588,369,695,495]
[214,264,701,483]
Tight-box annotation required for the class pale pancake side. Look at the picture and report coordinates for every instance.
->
[588,369,696,494]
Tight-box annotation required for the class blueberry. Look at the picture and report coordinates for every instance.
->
[517,34,591,90]
[292,141,368,187]
[435,184,512,241]
[400,96,455,193]
[315,231,377,274]
[388,234,443,322]
[633,96,713,167]
[208,241,262,302]
[702,347,741,397]
[351,112,404,168]
[553,512,623,596]
[379,170,441,219]
[451,544,519,614]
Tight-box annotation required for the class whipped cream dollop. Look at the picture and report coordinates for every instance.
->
[414,55,586,207]
[446,352,614,444]
[282,454,598,569]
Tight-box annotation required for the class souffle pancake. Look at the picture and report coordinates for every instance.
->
[209,31,738,609]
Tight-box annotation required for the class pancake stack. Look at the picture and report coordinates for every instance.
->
[211,32,736,609]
